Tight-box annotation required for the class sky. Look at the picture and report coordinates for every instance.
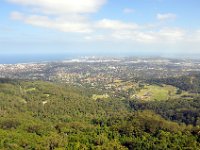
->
[1,0,200,56]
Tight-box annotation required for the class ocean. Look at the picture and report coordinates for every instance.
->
[0,53,74,64]
[1,52,199,64]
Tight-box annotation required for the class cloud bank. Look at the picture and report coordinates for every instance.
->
[6,0,200,51]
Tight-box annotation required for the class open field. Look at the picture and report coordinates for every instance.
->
[92,94,109,100]
[133,84,190,101]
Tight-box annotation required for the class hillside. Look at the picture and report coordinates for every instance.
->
[0,79,200,149]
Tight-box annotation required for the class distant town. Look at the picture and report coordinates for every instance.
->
[0,57,200,94]
[1,57,199,80]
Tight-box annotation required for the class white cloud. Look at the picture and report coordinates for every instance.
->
[10,12,92,33]
[186,30,200,42]
[157,13,177,21]
[84,35,106,40]
[123,8,135,14]
[113,28,185,43]
[158,28,185,41]
[86,27,186,44]
[109,30,157,43]
[7,0,106,14]
[8,0,107,33]
[95,19,139,30]
[7,0,200,48]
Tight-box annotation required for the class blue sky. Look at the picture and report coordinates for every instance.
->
[1,0,200,56]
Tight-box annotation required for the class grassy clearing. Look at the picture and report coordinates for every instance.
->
[134,84,178,101]
[25,88,36,92]
[43,94,50,97]
[92,94,109,100]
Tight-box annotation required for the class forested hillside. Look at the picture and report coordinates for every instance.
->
[0,79,200,149]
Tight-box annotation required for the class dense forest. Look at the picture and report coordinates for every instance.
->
[0,78,200,149]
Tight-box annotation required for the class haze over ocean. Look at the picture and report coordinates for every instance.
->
[0,53,73,64]
[1,52,200,64]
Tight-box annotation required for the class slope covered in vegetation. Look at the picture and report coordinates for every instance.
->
[0,79,200,149]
